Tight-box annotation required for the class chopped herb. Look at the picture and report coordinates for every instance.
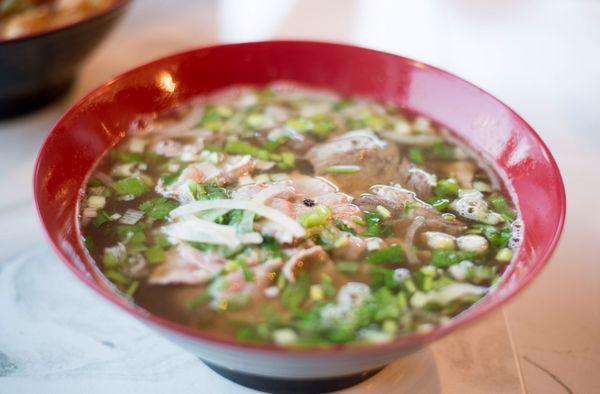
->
[430,250,478,267]
[104,270,130,286]
[117,223,146,244]
[144,246,166,264]
[111,176,149,197]
[475,225,512,248]
[428,198,450,212]
[278,152,295,170]
[188,290,211,309]
[335,261,359,273]
[286,115,335,138]
[282,273,310,312]
[110,150,143,163]
[87,178,103,187]
[333,219,356,235]
[83,237,95,252]
[159,171,181,186]
[333,99,351,111]
[408,148,424,164]
[139,197,178,219]
[403,201,414,216]
[298,205,332,228]
[430,142,455,160]
[225,139,271,160]
[434,178,459,198]
[363,211,383,237]
[488,194,516,221]
[367,244,406,264]
[237,259,255,281]
[126,280,140,297]
[496,247,512,262]
[320,274,336,297]
[92,210,112,228]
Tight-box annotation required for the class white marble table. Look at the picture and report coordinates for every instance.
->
[1,1,599,393]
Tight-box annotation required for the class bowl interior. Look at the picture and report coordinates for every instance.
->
[34,41,565,353]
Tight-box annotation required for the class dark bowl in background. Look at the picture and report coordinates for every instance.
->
[0,0,131,119]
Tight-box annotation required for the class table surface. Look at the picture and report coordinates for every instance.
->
[1,1,599,393]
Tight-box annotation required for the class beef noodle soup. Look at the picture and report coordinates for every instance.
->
[80,83,518,347]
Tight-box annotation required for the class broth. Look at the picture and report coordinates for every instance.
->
[80,83,518,347]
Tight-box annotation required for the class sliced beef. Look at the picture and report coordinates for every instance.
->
[353,186,467,236]
[305,131,401,194]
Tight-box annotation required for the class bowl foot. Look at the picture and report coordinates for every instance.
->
[0,77,74,119]
[204,361,385,394]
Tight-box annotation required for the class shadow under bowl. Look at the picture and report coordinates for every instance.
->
[33,41,566,387]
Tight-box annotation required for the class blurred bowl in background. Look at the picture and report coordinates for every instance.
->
[0,0,131,119]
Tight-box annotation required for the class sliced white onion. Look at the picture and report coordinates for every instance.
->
[161,216,240,248]
[170,199,306,238]
[380,131,442,146]
[119,209,144,225]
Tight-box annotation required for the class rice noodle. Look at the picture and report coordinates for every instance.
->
[405,215,425,265]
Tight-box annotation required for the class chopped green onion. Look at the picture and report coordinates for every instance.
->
[309,284,324,301]
[351,216,366,226]
[488,194,516,221]
[363,211,383,237]
[326,165,360,174]
[188,290,211,309]
[429,198,450,212]
[335,262,359,273]
[320,274,336,297]
[376,205,391,218]
[92,210,112,228]
[139,197,178,219]
[298,205,332,228]
[434,178,459,198]
[408,148,424,164]
[110,150,143,163]
[159,171,181,186]
[430,142,456,160]
[144,246,166,264]
[496,247,512,262]
[367,244,405,264]
[126,280,140,297]
[430,250,478,267]
[333,99,352,111]
[278,152,295,169]
[104,270,130,286]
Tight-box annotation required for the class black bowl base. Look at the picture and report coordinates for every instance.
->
[204,361,385,394]
[0,77,74,119]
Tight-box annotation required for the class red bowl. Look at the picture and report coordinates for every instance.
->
[33,41,566,380]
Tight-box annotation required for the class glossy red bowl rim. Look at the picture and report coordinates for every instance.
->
[0,0,131,44]
[34,40,566,358]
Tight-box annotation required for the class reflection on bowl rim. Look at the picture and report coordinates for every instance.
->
[0,0,131,44]
[33,41,567,358]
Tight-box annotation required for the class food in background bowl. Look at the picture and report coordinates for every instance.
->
[0,0,115,39]
[0,0,116,39]
[0,0,129,118]
[80,83,518,347]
